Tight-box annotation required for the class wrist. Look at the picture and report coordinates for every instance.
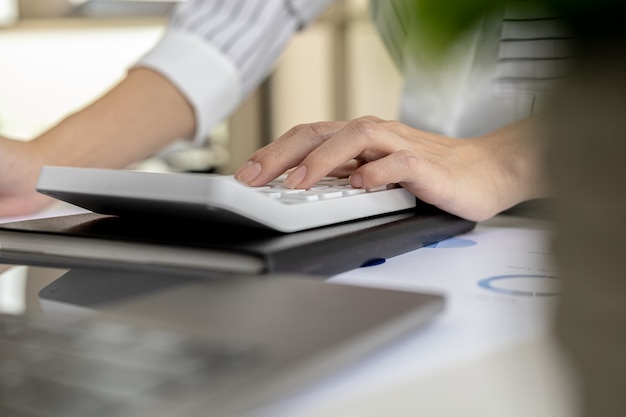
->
[479,117,550,213]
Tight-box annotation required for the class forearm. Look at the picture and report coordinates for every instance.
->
[30,67,195,169]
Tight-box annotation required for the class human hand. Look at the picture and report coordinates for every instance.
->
[234,116,547,222]
[0,135,55,216]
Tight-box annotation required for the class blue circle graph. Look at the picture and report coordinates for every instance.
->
[478,274,561,297]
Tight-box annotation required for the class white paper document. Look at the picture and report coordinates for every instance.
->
[0,201,89,224]
[265,218,560,416]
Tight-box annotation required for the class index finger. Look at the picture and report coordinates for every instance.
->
[283,116,403,189]
[234,120,346,186]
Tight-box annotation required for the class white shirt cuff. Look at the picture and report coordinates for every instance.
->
[135,29,241,144]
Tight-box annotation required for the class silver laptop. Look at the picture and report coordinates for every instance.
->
[0,267,444,417]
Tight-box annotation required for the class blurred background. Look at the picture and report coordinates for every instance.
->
[0,0,402,174]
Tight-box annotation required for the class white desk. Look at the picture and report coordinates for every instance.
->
[237,213,578,417]
[0,207,580,417]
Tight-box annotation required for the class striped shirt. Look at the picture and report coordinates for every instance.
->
[136,0,574,143]
[495,1,575,96]
[369,0,574,137]
[137,0,334,143]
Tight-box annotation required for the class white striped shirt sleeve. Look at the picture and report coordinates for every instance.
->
[136,0,335,144]
[495,1,575,97]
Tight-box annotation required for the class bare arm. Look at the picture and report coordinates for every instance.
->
[32,67,195,169]
[0,68,195,216]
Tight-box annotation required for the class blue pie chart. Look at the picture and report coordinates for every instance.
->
[478,274,561,296]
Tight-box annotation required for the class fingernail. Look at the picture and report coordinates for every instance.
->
[234,160,254,178]
[285,165,307,188]
[237,161,262,184]
[349,173,363,188]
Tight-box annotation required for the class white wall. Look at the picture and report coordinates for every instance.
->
[0,20,163,140]
[269,0,402,138]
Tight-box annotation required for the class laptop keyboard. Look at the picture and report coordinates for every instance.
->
[0,312,261,417]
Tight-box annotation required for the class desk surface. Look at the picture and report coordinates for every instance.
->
[269,213,578,417]
[0,204,579,417]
